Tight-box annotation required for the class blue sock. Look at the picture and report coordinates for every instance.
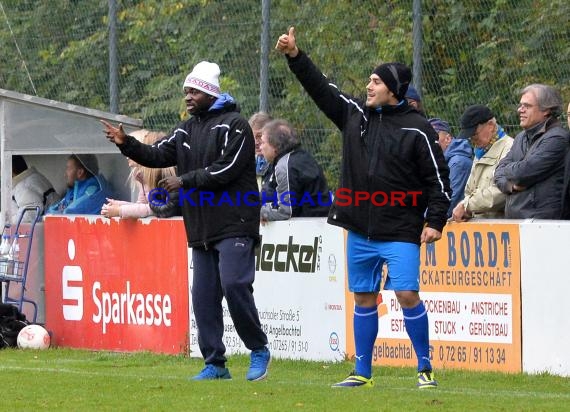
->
[353,305,378,378]
[402,301,432,372]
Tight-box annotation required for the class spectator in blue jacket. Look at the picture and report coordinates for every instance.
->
[429,118,473,217]
[46,154,110,215]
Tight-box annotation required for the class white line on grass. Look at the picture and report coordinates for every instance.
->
[0,365,182,380]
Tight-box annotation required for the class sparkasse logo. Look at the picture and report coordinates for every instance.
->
[62,239,83,321]
[91,281,172,334]
[60,239,173,334]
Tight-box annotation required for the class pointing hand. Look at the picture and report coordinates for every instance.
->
[101,120,127,145]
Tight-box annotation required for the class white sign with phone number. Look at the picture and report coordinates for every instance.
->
[188,218,346,361]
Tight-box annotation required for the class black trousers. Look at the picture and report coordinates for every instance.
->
[192,236,267,366]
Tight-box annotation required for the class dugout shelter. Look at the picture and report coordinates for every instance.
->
[0,88,142,322]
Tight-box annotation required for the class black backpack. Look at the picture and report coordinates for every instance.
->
[0,304,29,348]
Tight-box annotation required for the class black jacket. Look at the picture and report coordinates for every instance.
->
[149,189,182,218]
[287,51,451,244]
[495,118,570,219]
[561,149,570,219]
[119,100,260,247]
[260,148,330,220]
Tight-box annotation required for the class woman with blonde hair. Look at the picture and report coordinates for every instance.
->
[101,130,176,218]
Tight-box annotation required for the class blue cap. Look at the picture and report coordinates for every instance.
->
[405,85,421,102]
[428,118,451,134]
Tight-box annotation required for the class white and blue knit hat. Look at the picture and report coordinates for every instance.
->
[182,61,221,98]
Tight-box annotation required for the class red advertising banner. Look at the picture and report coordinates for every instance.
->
[44,216,189,354]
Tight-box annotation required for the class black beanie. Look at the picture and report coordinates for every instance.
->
[372,62,412,101]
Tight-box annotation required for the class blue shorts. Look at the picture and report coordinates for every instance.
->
[347,231,420,292]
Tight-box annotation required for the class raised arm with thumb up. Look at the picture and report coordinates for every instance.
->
[275,26,299,58]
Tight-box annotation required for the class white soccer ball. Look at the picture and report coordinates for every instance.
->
[17,324,51,350]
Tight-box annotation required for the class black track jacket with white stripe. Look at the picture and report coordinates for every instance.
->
[118,100,260,248]
[260,148,330,220]
[287,50,451,244]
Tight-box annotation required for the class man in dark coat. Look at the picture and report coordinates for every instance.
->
[101,61,269,382]
[276,27,450,389]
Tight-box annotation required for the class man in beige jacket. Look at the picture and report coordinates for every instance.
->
[451,105,513,221]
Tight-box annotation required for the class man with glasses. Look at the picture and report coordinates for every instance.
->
[248,112,273,181]
[450,105,513,221]
[495,84,570,219]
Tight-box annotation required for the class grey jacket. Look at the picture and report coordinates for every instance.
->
[260,149,330,221]
[495,118,570,219]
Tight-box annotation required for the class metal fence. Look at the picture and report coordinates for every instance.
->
[2,0,569,187]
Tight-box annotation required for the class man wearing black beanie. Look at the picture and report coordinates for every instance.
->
[372,62,412,102]
[276,27,450,389]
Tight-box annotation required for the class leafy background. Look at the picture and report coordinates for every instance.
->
[1,0,569,187]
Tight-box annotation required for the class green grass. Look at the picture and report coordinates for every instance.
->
[1,348,569,411]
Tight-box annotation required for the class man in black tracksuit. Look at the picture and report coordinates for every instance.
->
[276,28,450,389]
[101,61,270,382]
